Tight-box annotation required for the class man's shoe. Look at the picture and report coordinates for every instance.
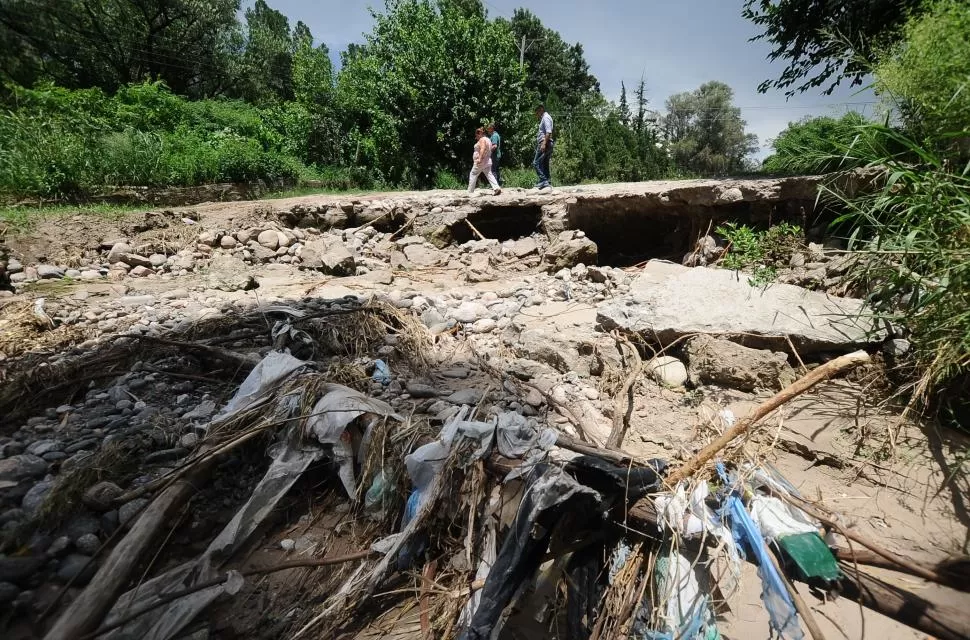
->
[493,188,502,195]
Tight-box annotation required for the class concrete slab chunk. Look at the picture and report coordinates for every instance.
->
[596,260,884,353]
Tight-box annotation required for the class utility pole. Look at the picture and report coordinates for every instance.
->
[518,35,526,69]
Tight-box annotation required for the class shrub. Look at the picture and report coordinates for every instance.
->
[715,221,803,287]
[762,112,872,175]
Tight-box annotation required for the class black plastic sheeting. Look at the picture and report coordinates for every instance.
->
[457,456,667,640]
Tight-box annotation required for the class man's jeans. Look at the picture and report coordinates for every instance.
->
[533,143,552,186]
[491,154,502,186]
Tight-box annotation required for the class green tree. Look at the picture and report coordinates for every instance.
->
[618,81,631,126]
[762,112,870,174]
[742,0,926,96]
[335,0,526,185]
[664,81,758,176]
[874,0,970,140]
[0,0,240,97]
[233,0,294,104]
[498,8,599,110]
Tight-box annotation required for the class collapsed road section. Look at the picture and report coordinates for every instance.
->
[0,178,967,640]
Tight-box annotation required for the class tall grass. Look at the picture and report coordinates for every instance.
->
[818,123,970,413]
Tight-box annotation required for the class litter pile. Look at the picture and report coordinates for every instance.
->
[15,299,965,640]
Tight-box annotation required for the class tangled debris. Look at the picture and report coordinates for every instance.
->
[0,292,961,640]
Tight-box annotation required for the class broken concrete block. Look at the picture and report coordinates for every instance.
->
[685,334,796,391]
[597,260,884,353]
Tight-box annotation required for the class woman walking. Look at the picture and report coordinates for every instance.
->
[468,127,501,195]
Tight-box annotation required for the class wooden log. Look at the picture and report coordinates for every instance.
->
[43,471,206,640]
[838,563,970,640]
[666,350,871,484]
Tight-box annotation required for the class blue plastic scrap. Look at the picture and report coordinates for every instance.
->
[371,359,391,385]
[717,463,804,640]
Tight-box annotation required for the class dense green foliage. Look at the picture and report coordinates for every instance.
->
[762,112,870,174]
[743,0,926,96]
[715,221,802,286]
[0,0,759,198]
[664,82,759,175]
[874,0,970,141]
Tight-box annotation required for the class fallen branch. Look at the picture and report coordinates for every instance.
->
[766,542,827,640]
[666,350,871,484]
[607,333,642,449]
[838,562,970,640]
[126,334,260,370]
[465,218,487,241]
[44,469,209,640]
[773,489,966,592]
[78,550,378,640]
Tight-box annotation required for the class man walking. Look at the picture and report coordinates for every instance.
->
[487,123,502,186]
[533,104,554,190]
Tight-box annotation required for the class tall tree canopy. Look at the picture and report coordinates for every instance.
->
[0,0,240,96]
[335,0,526,185]
[497,8,599,110]
[742,0,926,96]
[664,81,758,175]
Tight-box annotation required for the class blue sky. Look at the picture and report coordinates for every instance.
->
[252,0,877,158]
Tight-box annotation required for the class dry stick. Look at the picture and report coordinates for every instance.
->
[771,488,962,591]
[665,350,871,485]
[389,216,417,241]
[43,470,209,640]
[465,218,487,241]
[837,561,970,640]
[357,209,394,231]
[78,551,378,640]
[419,560,438,640]
[765,543,827,640]
[606,334,642,449]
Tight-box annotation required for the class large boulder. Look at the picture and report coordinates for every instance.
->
[206,254,257,292]
[543,231,597,272]
[300,238,357,276]
[685,334,796,391]
[597,260,885,353]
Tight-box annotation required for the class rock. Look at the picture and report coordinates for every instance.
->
[116,252,154,268]
[644,356,688,388]
[206,254,257,292]
[280,538,296,552]
[148,253,167,267]
[220,235,238,249]
[0,509,25,525]
[172,254,196,271]
[257,230,280,250]
[807,242,825,262]
[82,481,123,512]
[47,536,71,556]
[406,383,440,398]
[65,268,82,278]
[789,253,806,268]
[452,301,489,324]
[402,244,442,267]
[0,557,45,584]
[515,329,591,376]
[183,400,217,421]
[198,231,218,246]
[37,264,65,279]
[0,582,19,604]
[469,318,497,334]
[129,265,152,277]
[26,439,61,456]
[884,338,911,358]
[7,258,23,274]
[300,238,357,276]
[79,270,102,280]
[56,554,97,585]
[543,231,598,272]
[118,498,149,527]
[597,260,885,353]
[511,237,539,258]
[75,533,100,555]
[587,266,609,283]
[180,432,200,448]
[0,454,48,481]
[685,335,796,392]
[682,235,725,267]
[63,515,100,540]
[106,242,132,263]
[21,480,54,514]
[446,389,484,405]
[717,186,744,203]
